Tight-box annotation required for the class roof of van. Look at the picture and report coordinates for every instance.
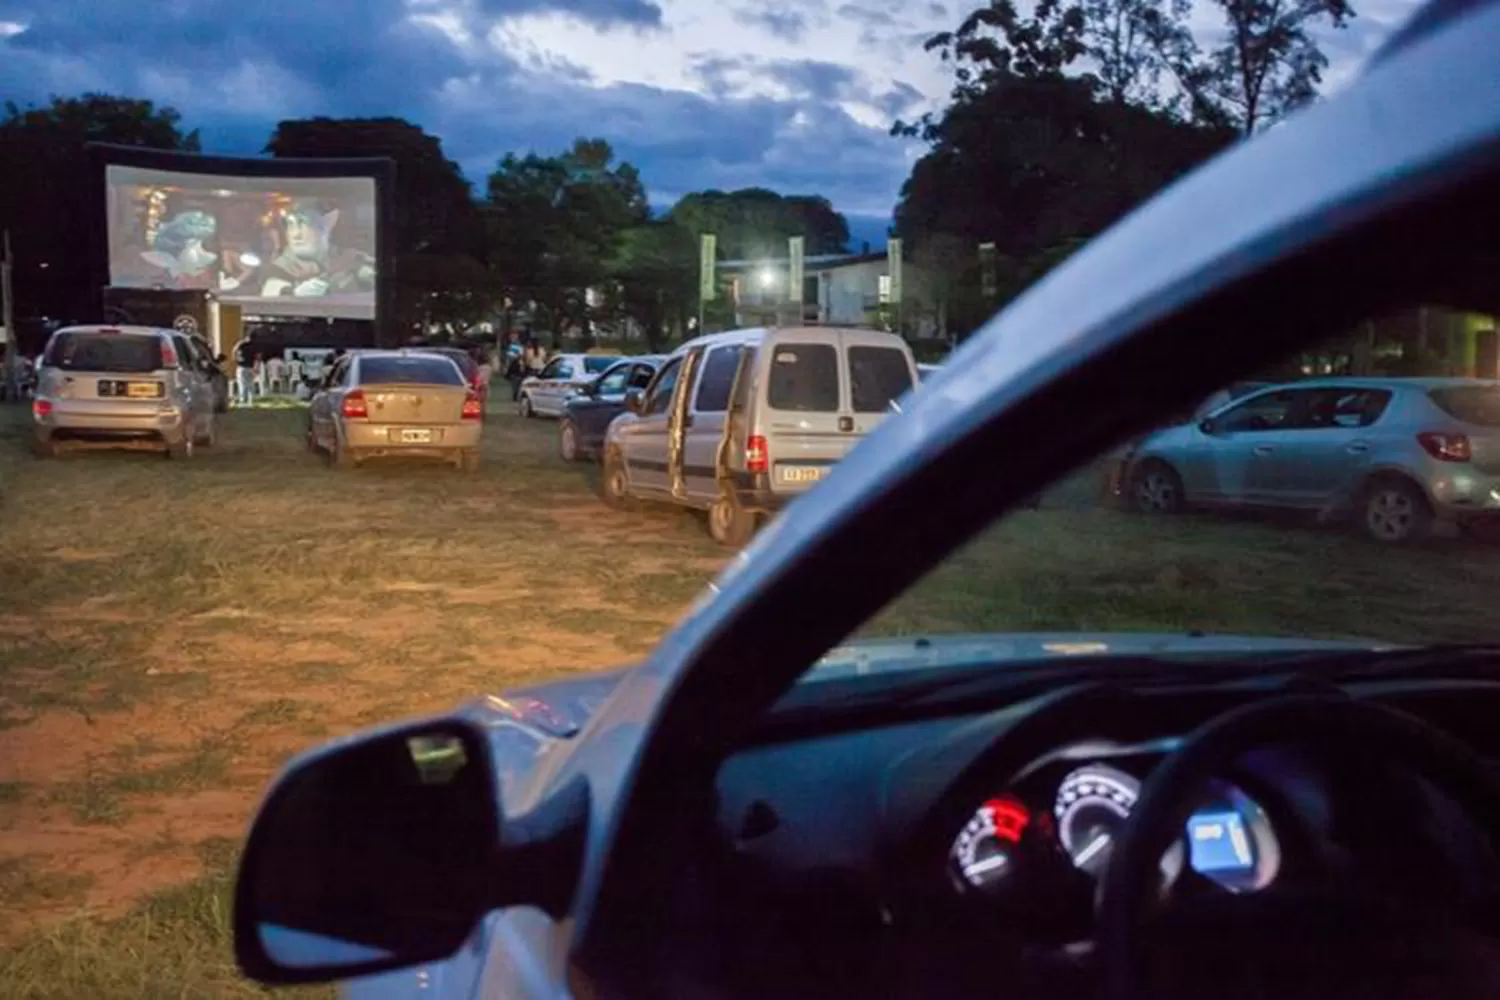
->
[668,326,907,358]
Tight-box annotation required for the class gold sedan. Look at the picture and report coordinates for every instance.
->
[307,350,483,471]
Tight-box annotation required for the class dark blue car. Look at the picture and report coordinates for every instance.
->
[557,356,664,463]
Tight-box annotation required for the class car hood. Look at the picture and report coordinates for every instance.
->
[491,632,1386,733]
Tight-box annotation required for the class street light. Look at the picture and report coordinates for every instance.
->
[758,267,776,289]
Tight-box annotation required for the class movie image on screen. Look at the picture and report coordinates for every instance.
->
[105,165,378,320]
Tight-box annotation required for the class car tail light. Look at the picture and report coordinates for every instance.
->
[342,390,369,419]
[160,341,178,368]
[1418,431,1471,462]
[746,434,769,474]
[32,399,52,419]
[462,392,482,420]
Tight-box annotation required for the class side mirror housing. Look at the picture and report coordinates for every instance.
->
[233,715,587,986]
[623,388,644,414]
[1198,418,1217,435]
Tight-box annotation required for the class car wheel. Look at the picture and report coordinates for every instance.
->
[1360,477,1432,544]
[459,450,481,473]
[600,449,636,510]
[559,421,581,462]
[519,395,535,419]
[1130,460,1184,514]
[708,490,759,547]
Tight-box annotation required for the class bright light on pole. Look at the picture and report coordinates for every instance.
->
[758,267,776,289]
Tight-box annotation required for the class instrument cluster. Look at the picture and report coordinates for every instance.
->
[949,760,1281,898]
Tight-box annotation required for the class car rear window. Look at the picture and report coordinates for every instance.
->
[849,346,914,413]
[358,356,465,386]
[584,356,615,374]
[767,343,839,412]
[426,350,475,377]
[1429,385,1500,426]
[44,332,163,373]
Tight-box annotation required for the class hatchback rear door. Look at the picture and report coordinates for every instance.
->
[40,329,172,411]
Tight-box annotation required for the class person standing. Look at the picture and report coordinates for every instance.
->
[233,334,256,406]
[476,350,494,406]
[252,354,267,398]
[286,351,305,399]
[266,353,285,395]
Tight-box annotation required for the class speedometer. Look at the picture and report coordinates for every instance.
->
[1055,764,1139,877]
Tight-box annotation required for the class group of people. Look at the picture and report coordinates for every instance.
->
[231,334,341,407]
[503,334,552,401]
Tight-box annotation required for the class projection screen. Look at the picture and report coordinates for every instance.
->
[104,164,378,320]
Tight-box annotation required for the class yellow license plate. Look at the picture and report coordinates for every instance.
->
[399,428,433,443]
[126,382,161,398]
[779,465,828,484]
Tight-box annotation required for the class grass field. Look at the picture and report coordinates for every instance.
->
[0,402,1497,997]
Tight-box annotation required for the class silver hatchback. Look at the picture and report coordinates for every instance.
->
[1125,377,1500,543]
[32,325,219,459]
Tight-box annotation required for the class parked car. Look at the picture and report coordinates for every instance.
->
[31,324,219,458]
[600,326,919,545]
[518,354,620,418]
[414,347,482,397]
[306,349,483,471]
[231,7,1500,1000]
[558,355,664,462]
[1123,376,1500,543]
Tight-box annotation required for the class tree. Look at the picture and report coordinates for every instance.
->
[1147,0,1354,134]
[265,118,487,339]
[485,138,648,345]
[667,188,848,260]
[609,221,698,351]
[0,94,201,322]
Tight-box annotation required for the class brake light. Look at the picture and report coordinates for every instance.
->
[32,399,52,419]
[160,341,178,368]
[1418,431,1471,462]
[342,390,369,419]
[746,434,769,474]
[462,392,482,420]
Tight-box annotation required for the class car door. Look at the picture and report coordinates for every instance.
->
[311,357,351,449]
[1278,387,1391,506]
[535,358,573,415]
[1196,388,1308,506]
[575,363,634,443]
[620,356,683,495]
[683,343,745,502]
[171,334,212,427]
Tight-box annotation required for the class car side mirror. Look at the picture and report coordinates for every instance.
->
[233,715,586,986]
[1198,418,1217,435]
[624,388,644,414]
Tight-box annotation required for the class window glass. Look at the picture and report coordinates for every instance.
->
[358,356,465,386]
[767,343,839,412]
[1307,388,1392,428]
[540,359,564,379]
[629,364,656,390]
[584,356,615,374]
[596,365,632,395]
[849,346,913,413]
[1217,390,1302,432]
[695,346,743,413]
[645,359,682,415]
[44,332,163,373]
[1429,386,1500,426]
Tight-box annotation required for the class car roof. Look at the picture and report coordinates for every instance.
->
[1251,376,1500,392]
[668,325,902,359]
[50,324,167,338]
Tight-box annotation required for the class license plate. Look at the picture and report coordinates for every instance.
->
[778,465,828,484]
[126,382,161,398]
[399,428,433,444]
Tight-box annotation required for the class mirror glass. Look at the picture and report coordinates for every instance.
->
[237,721,498,982]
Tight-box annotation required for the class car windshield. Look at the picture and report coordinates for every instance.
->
[822,316,1500,680]
[44,332,163,373]
[584,356,615,374]
[359,356,464,386]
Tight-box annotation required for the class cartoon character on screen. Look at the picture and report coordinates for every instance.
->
[259,199,376,299]
[141,210,219,287]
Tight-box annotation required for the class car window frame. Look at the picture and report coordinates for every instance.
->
[595,364,633,396]
[643,357,683,417]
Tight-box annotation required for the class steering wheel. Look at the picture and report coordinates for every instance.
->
[1095,694,1500,1000]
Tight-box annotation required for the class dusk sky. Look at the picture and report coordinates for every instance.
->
[0,0,1420,244]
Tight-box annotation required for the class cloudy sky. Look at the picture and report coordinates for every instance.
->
[0,0,1420,242]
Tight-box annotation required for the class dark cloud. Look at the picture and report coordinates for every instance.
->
[733,5,811,42]
[0,0,923,217]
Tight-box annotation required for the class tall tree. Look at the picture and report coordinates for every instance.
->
[608,220,698,351]
[265,118,487,337]
[0,94,201,323]
[667,188,849,260]
[486,138,648,344]
[1147,0,1354,134]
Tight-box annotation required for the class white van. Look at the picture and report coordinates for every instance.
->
[599,326,919,545]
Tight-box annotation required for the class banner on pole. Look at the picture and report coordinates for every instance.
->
[787,236,805,305]
[699,233,717,302]
[888,238,903,305]
[978,241,997,298]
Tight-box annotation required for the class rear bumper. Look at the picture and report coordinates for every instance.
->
[35,399,188,446]
[344,421,482,454]
[731,471,797,513]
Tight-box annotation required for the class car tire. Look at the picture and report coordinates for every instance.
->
[708,490,759,548]
[1359,476,1432,544]
[1129,460,1184,514]
[459,450,481,473]
[519,395,535,419]
[600,449,636,510]
[559,420,581,462]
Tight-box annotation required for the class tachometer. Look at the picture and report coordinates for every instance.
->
[950,796,1031,892]
[1055,764,1139,877]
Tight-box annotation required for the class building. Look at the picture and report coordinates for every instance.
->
[716,251,934,334]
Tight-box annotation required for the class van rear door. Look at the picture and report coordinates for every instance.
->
[841,329,917,437]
